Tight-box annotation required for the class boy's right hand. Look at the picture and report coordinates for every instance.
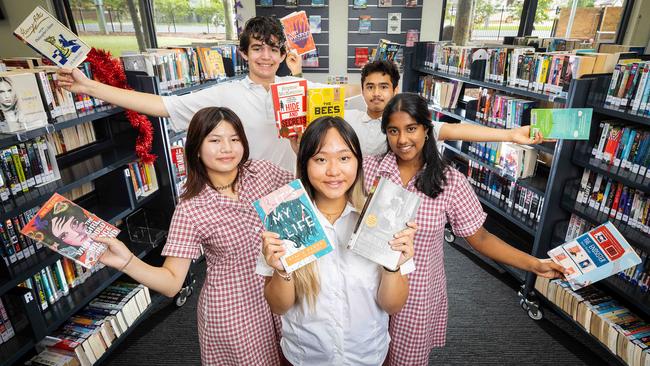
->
[56,67,92,94]
[261,231,286,272]
[95,237,134,270]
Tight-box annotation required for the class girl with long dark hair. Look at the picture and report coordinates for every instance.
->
[363,93,566,365]
[257,117,417,365]
[96,107,294,365]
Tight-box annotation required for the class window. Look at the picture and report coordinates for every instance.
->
[442,0,527,43]
[151,0,228,48]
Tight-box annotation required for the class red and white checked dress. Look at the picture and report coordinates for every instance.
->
[161,160,293,366]
[363,153,487,366]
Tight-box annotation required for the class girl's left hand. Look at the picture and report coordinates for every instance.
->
[390,222,417,266]
[532,258,567,279]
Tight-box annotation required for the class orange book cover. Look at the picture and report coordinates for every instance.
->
[280,11,316,55]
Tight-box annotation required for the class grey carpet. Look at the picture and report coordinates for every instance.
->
[104,238,621,365]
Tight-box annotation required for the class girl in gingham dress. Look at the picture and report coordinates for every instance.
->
[96,107,294,365]
[364,93,567,365]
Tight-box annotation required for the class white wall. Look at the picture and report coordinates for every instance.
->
[0,0,54,58]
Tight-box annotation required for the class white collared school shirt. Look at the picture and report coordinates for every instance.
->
[344,109,445,157]
[256,203,415,366]
[163,75,312,172]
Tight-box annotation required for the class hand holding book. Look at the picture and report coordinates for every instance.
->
[94,237,136,272]
[388,222,417,269]
[261,231,287,272]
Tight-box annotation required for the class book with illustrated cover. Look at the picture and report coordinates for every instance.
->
[260,0,273,6]
[307,86,345,123]
[270,79,308,138]
[406,29,420,47]
[530,108,592,140]
[387,13,402,34]
[0,72,49,133]
[498,143,538,179]
[20,193,119,268]
[302,49,320,68]
[312,0,325,6]
[286,0,298,7]
[280,11,316,55]
[405,0,417,7]
[354,0,368,8]
[378,0,392,7]
[348,177,421,271]
[309,15,322,34]
[14,6,90,68]
[254,179,333,273]
[355,47,369,67]
[548,221,641,290]
[359,15,371,34]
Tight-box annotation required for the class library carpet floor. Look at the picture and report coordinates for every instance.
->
[104,238,621,365]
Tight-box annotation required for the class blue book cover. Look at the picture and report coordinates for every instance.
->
[253,179,333,273]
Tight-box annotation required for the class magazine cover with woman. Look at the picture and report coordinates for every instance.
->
[20,193,119,268]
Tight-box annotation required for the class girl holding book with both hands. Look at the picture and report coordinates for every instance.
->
[95,107,295,365]
[257,117,418,366]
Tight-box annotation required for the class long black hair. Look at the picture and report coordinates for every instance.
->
[381,93,450,199]
[297,116,366,208]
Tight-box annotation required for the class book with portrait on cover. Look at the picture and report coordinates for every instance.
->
[347,177,421,271]
[254,179,333,273]
[20,193,119,268]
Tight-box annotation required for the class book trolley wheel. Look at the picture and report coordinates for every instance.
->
[527,306,544,321]
[175,271,196,307]
[444,228,456,243]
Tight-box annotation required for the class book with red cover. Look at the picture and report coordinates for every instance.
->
[355,48,369,68]
[270,79,308,138]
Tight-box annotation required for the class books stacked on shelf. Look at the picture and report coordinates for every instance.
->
[0,207,42,266]
[170,139,186,197]
[0,297,15,344]
[590,121,650,176]
[535,276,650,366]
[124,161,159,200]
[565,213,596,241]
[47,122,97,155]
[468,141,503,166]
[0,137,61,202]
[574,168,650,234]
[32,281,151,366]
[418,75,462,110]
[475,88,536,128]
[506,36,593,52]
[61,182,95,202]
[498,143,538,180]
[604,61,650,116]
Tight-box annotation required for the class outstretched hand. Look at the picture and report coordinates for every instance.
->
[532,258,567,279]
[510,126,553,145]
[96,237,134,271]
[56,67,92,94]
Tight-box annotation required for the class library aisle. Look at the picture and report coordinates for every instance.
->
[102,238,620,366]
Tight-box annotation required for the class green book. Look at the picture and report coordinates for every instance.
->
[530,108,593,140]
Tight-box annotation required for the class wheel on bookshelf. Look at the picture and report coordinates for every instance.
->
[519,298,529,311]
[527,305,544,321]
[444,228,456,244]
[175,291,189,307]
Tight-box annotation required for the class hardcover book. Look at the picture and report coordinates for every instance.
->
[270,79,308,138]
[530,108,592,140]
[20,193,119,268]
[348,177,421,270]
[281,11,316,55]
[548,221,641,290]
[14,6,90,68]
[254,179,333,273]
[307,86,345,123]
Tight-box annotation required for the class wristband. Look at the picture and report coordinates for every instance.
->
[383,266,400,273]
[275,269,292,281]
[119,253,135,272]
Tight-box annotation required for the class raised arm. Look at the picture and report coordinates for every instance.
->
[57,68,169,117]
[437,123,544,145]
[96,237,191,297]
[377,222,416,315]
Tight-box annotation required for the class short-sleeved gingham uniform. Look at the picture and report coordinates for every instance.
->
[161,160,293,366]
[363,153,487,366]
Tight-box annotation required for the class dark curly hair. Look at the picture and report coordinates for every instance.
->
[361,60,400,90]
[239,16,287,55]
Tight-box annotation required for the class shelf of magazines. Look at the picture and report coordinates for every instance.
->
[428,103,556,154]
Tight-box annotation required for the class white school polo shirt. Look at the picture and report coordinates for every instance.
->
[344,109,445,157]
[162,76,312,172]
[256,203,415,366]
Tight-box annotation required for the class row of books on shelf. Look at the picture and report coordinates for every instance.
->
[591,121,650,177]
[576,168,650,234]
[506,36,594,52]
[124,161,159,200]
[473,87,536,129]
[418,76,462,110]
[0,298,15,345]
[535,276,650,366]
[466,141,539,180]
[0,207,42,266]
[29,281,152,366]
[416,41,631,97]
[61,182,95,202]
[47,122,97,156]
[0,137,60,203]
[0,59,109,134]
[465,159,544,223]
[605,61,650,116]
[120,43,246,92]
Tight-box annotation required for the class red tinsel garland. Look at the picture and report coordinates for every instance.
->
[85,48,156,164]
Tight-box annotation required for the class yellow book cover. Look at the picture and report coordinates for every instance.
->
[307,86,345,124]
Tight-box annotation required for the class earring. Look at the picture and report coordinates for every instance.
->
[425,135,429,141]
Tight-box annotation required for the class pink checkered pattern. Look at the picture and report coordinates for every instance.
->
[161,160,294,366]
[364,153,487,366]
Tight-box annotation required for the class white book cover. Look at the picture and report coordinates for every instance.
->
[348,177,420,270]
[14,6,90,68]
[387,13,402,35]
[0,72,48,132]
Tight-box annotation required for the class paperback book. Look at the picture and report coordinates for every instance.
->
[348,177,421,270]
[281,11,316,55]
[254,179,333,273]
[530,108,592,140]
[13,6,90,68]
[307,86,345,123]
[378,0,392,6]
[0,72,49,133]
[270,79,308,138]
[309,15,322,34]
[260,0,273,6]
[354,47,369,68]
[354,0,368,9]
[20,193,119,268]
[387,13,402,34]
[302,49,320,68]
[548,221,641,290]
[359,16,372,34]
